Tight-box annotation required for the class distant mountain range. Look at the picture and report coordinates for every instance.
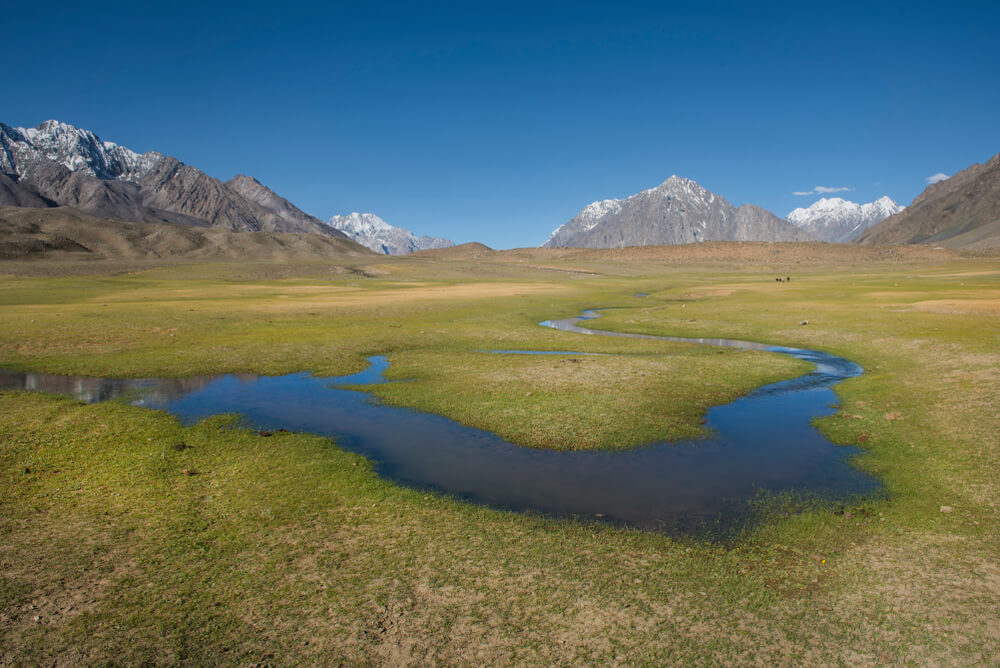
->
[327,212,454,255]
[0,120,347,239]
[543,175,811,248]
[0,120,452,255]
[2,120,997,254]
[787,196,903,243]
[856,152,1000,248]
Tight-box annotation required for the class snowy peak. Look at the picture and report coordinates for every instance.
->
[787,196,903,242]
[654,174,711,199]
[327,212,453,255]
[572,199,623,233]
[868,195,903,218]
[2,119,164,182]
[330,212,395,236]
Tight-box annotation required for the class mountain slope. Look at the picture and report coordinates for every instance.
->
[787,196,903,243]
[226,174,329,234]
[327,212,454,255]
[544,176,812,248]
[856,152,1000,247]
[225,174,335,236]
[0,206,371,262]
[0,120,349,239]
[0,172,56,208]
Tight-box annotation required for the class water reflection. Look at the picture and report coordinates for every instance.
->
[0,372,223,405]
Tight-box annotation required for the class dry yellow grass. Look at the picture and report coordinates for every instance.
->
[912,298,1000,315]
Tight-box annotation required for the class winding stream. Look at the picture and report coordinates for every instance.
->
[0,309,879,536]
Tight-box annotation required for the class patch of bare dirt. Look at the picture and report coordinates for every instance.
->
[912,299,1000,316]
[0,516,135,665]
[683,287,739,298]
[830,534,1000,663]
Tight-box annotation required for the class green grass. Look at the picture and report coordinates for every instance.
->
[1,252,999,663]
[370,347,805,449]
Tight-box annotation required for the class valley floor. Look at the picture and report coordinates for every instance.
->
[1,244,998,664]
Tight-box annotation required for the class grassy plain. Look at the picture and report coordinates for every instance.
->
[1,244,999,664]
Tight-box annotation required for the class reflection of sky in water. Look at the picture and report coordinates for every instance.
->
[0,311,879,536]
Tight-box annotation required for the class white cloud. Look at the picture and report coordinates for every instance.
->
[925,172,949,184]
[793,185,854,196]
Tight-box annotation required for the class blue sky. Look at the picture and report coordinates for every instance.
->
[3,1,998,248]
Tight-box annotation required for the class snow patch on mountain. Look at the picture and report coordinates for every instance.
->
[786,196,903,242]
[327,212,453,255]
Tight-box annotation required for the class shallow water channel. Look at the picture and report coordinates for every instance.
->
[0,309,880,536]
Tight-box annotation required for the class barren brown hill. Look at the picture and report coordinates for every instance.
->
[856,152,1000,248]
[409,242,494,259]
[0,206,373,263]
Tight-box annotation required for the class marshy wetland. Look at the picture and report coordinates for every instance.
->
[1,309,879,537]
[2,244,999,664]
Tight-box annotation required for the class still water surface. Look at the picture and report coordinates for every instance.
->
[0,310,879,536]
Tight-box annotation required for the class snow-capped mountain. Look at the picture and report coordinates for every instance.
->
[786,196,903,243]
[1,120,164,183]
[327,212,454,255]
[0,119,351,241]
[543,175,811,248]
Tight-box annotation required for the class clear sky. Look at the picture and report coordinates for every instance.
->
[3,1,999,248]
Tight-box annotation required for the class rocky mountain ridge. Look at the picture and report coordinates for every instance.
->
[543,176,812,248]
[0,120,349,240]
